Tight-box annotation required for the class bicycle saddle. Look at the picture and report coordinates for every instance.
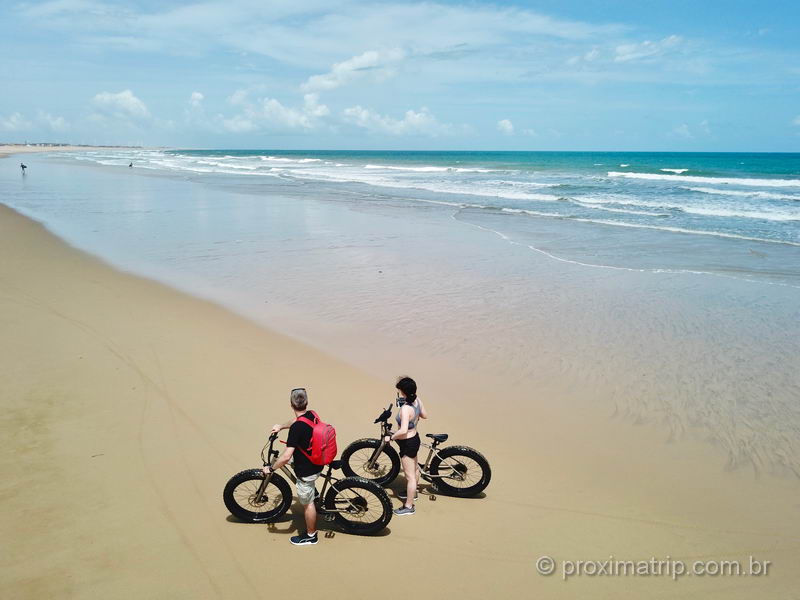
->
[329,459,343,470]
[426,433,448,443]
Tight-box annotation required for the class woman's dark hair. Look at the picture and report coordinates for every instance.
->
[396,376,417,402]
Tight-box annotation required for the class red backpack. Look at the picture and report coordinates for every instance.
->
[296,411,337,465]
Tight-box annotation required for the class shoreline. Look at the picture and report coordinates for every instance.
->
[17,149,796,481]
[3,201,800,598]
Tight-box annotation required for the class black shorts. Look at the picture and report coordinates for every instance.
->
[396,434,420,459]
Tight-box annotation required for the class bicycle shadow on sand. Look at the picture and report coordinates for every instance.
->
[225,498,393,538]
[388,482,487,502]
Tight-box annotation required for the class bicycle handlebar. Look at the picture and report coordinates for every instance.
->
[374,403,393,424]
[261,432,281,465]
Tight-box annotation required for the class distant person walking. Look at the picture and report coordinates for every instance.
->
[129,162,133,168]
[20,163,27,174]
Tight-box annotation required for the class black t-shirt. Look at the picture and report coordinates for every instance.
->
[287,411,324,478]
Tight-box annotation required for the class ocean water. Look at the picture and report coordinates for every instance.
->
[2,149,799,478]
[69,148,800,286]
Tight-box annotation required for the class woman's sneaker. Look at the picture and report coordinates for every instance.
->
[393,506,416,516]
[290,531,318,546]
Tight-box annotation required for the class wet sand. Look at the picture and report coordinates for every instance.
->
[2,202,799,599]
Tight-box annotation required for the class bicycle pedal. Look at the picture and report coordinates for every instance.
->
[429,494,437,501]
[323,513,336,522]
[324,531,335,539]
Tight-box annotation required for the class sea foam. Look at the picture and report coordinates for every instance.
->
[608,171,800,188]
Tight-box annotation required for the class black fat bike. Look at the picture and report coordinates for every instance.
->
[223,432,392,535]
[340,404,492,497]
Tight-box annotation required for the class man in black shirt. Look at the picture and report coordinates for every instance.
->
[263,388,324,546]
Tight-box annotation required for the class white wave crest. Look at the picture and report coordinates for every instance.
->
[685,187,800,201]
[579,193,799,221]
[257,156,320,163]
[364,164,504,173]
[574,201,669,217]
[365,164,449,172]
[678,206,799,222]
[608,171,800,188]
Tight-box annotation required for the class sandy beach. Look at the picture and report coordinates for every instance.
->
[2,187,800,599]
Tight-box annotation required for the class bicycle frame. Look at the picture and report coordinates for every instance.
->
[368,416,468,483]
[255,434,369,515]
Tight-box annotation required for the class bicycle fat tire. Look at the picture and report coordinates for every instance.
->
[340,438,401,487]
[223,469,292,522]
[324,477,393,535]
[428,446,491,497]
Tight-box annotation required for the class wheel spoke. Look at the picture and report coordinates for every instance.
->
[232,478,282,512]
[348,448,392,479]
[437,456,483,488]
[334,488,384,524]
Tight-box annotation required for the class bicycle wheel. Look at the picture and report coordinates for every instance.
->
[223,469,292,522]
[428,446,491,497]
[340,438,401,487]
[324,477,393,535]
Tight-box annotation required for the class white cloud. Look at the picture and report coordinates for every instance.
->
[699,119,711,135]
[185,92,206,125]
[189,91,204,108]
[228,89,249,106]
[497,119,514,135]
[220,114,256,133]
[17,1,622,71]
[92,89,150,121]
[222,93,330,133]
[18,0,115,19]
[302,48,406,92]
[342,105,452,136]
[792,115,800,126]
[567,47,601,65]
[584,47,600,61]
[16,3,777,146]
[0,110,70,132]
[615,34,682,63]
[0,112,33,131]
[671,124,693,139]
[522,128,537,136]
[37,111,70,132]
[302,93,330,119]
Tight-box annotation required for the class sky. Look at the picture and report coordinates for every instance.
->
[1,0,799,151]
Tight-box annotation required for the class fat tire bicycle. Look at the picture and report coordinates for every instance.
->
[223,432,393,535]
[340,404,492,497]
